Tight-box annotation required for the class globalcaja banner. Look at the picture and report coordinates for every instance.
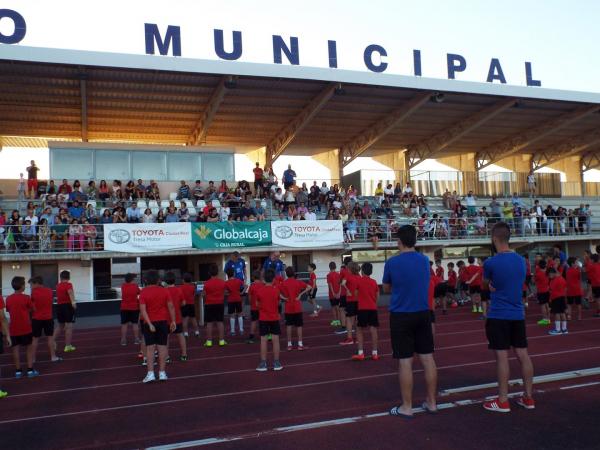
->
[104,223,192,253]
[271,220,344,248]
[192,222,272,249]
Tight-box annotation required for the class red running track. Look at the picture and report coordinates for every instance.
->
[0,307,599,450]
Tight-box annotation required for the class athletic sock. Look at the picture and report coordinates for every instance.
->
[357,349,364,355]
[561,321,567,331]
[555,321,561,332]
[372,350,378,356]
[230,318,235,332]
[298,340,303,347]
[238,316,244,333]
[288,341,293,347]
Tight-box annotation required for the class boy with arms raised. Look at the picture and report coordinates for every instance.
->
[256,269,283,371]
[352,263,379,361]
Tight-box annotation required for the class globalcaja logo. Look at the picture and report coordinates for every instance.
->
[194,225,213,240]
[275,225,293,239]
[108,229,131,244]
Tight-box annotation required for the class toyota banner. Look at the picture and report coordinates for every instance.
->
[270,220,344,248]
[104,223,192,253]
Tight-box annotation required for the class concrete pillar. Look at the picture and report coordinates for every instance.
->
[546,155,583,196]
[312,149,341,184]
[371,149,407,183]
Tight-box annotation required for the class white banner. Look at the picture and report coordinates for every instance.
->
[103,223,192,253]
[271,220,344,248]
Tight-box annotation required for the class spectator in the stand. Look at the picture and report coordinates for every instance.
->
[156,210,166,224]
[69,185,87,204]
[67,219,84,251]
[98,180,110,203]
[254,200,266,221]
[26,160,39,199]
[282,164,296,190]
[178,201,190,222]
[126,201,142,223]
[379,200,394,219]
[511,192,521,207]
[465,191,477,216]
[346,215,358,242]
[533,200,543,234]
[305,206,317,221]
[220,204,231,222]
[100,208,113,224]
[367,220,383,249]
[134,179,146,199]
[265,167,277,194]
[204,181,217,200]
[585,204,592,232]
[393,183,402,203]
[207,208,220,222]
[40,207,55,226]
[146,180,160,201]
[384,184,394,203]
[502,201,514,230]
[374,183,384,205]
[527,170,536,197]
[544,205,555,235]
[177,180,191,200]
[46,180,57,200]
[297,202,308,217]
[85,204,97,224]
[114,209,127,224]
[38,218,51,251]
[124,180,136,200]
[556,207,567,235]
[253,162,264,197]
[21,219,36,248]
[68,201,84,220]
[24,208,38,229]
[362,200,372,218]
[238,180,252,201]
[111,180,123,202]
[347,185,358,205]
[513,205,523,235]
[86,181,97,200]
[240,201,254,219]
[59,179,72,196]
[142,208,154,223]
[442,189,451,209]
[282,188,294,209]
[82,218,97,250]
[402,182,413,200]
[489,196,502,222]
[165,207,179,223]
[296,186,308,206]
[192,180,204,202]
[218,180,229,200]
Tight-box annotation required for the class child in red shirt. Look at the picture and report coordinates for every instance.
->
[256,269,283,372]
[165,272,187,362]
[326,262,342,328]
[246,271,264,343]
[535,260,551,325]
[566,257,583,321]
[586,253,600,317]
[280,267,311,351]
[202,264,227,347]
[548,268,568,335]
[307,263,321,317]
[352,263,380,361]
[53,270,77,353]
[225,268,245,337]
[434,259,444,280]
[6,276,38,378]
[120,273,141,346]
[340,262,361,345]
[464,256,483,313]
[0,294,10,397]
[180,273,201,338]
[444,261,458,312]
[457,260,467,305]
[29,276,61,363]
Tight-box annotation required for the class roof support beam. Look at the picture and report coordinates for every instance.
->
[339,91,432,169]
[79,73,88,142]
[531,127,600,171]
[581,152,600,172]
[265,83,336,167]
[475,104,600,170]
[186,76,231,146]
[406,97,516,169]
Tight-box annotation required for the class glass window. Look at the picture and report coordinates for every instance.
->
[202,153,234,181]
[168,153,201,181]
[95,150,131,181]
[50,148,93,180]
[132,151,167,181]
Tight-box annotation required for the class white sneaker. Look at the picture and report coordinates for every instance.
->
[142,372,156,383]
[183,332,189,338]
[158,371,168,381]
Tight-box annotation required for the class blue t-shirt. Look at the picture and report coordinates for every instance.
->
[263,258,285,276]
[382,251,429,313]
[483,252,526,321]
[283,170,296,183]
[68,206,84,219]
[224,259,246,281]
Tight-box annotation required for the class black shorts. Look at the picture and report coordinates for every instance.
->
[345,302,358,317]
[56,304,75,324]
[171,323,183,334]
[309,288,317,299]
[550,297,567,314]
[285,313,303,327]
[329,297,340,307]
[485,318,527,350]
[446,286,456,295]
[429,310,436,323]
[357,310,379,328]
[537,292,550,305]
[120,310,140,324]
[228,302,243,315]
[181,304,196,318]
[592,286,600,299]
[434,284,446,298]
[259,320,281,336]
[32,319,54,338]
[460,282,468,291]
[11,333,33,347]
[339,295,347,309]
[525,275,532,285]
[522,290,527,299]
[469,285,481,295]
[250,310,259,321]
[567,296,582,305]
[390,311,434,359]
[204,304,225,323]
[142,321,169,346]
[481,290,490,302]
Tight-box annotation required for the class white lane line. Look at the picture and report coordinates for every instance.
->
[1,345,599,424]
[560,381,600,390]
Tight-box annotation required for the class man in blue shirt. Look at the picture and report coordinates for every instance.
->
[68,201,84,219]
[382,225,437,418]
[224,252,246,283]
[263,252,285,277]
[282,165,296,190]
[482,222,535,413]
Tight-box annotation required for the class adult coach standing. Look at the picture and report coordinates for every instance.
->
[482,222,535,412]
[282,164,297,190]
[224,252,246,283]
[383,225,437,418]
[263,252,285,278]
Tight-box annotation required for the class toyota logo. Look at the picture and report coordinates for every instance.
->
[275,225,293,239]
[109,229,131,244]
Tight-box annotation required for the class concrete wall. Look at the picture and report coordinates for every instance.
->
[495,154,532,173]
[1,261,31,297]
[312,150,340,183]
[437,153,476,172]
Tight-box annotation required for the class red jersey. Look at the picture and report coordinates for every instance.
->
[180,283,196,306]
[273,275,284,288]
[280,278,308,314]
[525,260,531,277]
[549,276,567,300]
[120,282,140,311]
[225,278,244,302]
[56,281,73,305]
[257,285,280,321]
[326,271,341,299]
[0,295,3,310]
[427,278,435,311]
[248,280,265,311]
[435,266,444,280]
[464,265,482,287]
[340,267,349,295]
[203,277,226,305]
[309,272,317,289]
[430,266,435,277]
[587,262,600,287]
[344,273,360,302]
[357,276,378,310]
[566,267,583,297]
[447,269,457,288]
[167,286,184,324]
[140,285,172,322]
[458,266,467,283]
[534,268,549,293]
[31,287,53,321]
[6,293,33,336]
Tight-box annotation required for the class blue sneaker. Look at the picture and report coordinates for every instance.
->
[273,360,283,371]
[27,369,40,378]
[548,329,562,336]
[256,360,268,372]
[15,371,23,379]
